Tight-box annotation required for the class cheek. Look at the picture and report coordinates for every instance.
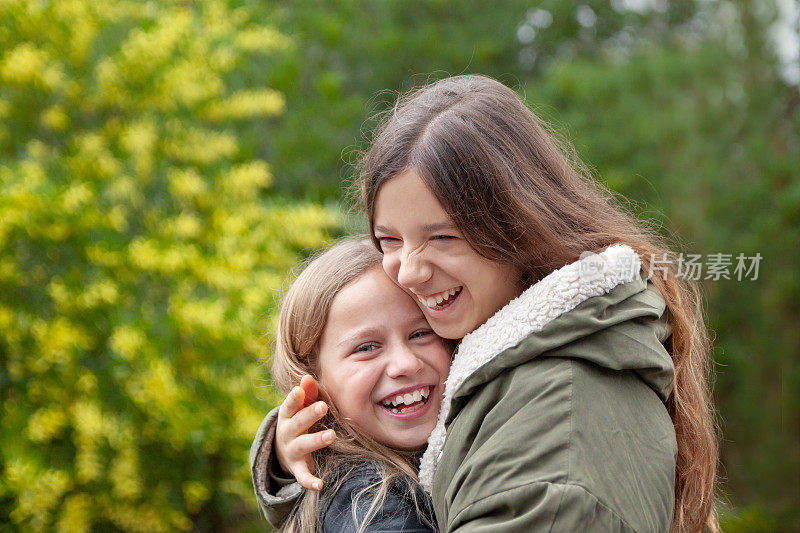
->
[333,363,381,412]
[426,343,453,379]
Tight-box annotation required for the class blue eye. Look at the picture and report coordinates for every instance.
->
[411,330,432,339]
[355,343,377,353]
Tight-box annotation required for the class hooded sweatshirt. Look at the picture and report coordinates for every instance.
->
[251,245,677,532]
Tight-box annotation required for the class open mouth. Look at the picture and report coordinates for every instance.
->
[417,287,462,311]
[379,386,431,414]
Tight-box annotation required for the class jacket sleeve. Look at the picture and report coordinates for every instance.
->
[250,406,303,528]
[447,482,635,533]
[322,468,436,533]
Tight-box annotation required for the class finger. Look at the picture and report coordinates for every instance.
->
[278,386,305,420]
[289,429,336,457]
[299,375,319,407]
[295,468,324,492]
[289,402,329,435]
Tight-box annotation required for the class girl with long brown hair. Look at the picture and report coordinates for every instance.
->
[259,75,718,532]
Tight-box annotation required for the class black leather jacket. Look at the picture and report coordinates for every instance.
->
[319,463,436,533]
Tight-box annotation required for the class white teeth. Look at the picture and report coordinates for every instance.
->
[419,287,462,309]
[381,386,431,409]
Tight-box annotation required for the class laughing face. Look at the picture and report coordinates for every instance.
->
[373,170,525,339]
[317,266,451,450]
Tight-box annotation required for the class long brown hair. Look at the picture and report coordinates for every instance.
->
[359,74,718,533]
[273,237,435,533]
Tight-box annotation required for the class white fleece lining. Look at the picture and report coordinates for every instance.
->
[418,245,642,492]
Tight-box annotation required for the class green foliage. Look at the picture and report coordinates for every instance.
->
[261,0,537,200]
[0,1,338,531]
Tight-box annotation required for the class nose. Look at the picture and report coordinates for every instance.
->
[396,246,432,290]
[385,342,424,379]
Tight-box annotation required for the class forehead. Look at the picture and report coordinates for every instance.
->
[373,170,449,227]
[326,268,423,330]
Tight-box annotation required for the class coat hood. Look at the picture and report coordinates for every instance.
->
[418,244,674,492]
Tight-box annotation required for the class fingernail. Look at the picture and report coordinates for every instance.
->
[323,430,334,442]
[316,403,325,415]
[312,481,321,491]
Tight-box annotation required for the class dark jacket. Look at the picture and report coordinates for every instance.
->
[250,409,435,532]
[320,463,436,532]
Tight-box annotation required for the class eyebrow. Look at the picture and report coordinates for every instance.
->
[423,221,457,232]
[373,222,456,234]
[337,327,382,347]
[335,315,429,347]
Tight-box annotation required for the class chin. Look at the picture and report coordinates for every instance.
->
[432,322,470,340]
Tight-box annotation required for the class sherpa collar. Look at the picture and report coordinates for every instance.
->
[418,244,642,492]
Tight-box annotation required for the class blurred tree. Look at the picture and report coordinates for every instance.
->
[260,0,537,200]
[258,0,705,201]
[0,1,337,531]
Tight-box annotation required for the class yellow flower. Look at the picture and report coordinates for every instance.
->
[72,401,104,440]
[221,160,272,198]
[235,26,292,52]
[203,88,285,121]
[28,407,68,443]
[56,493,93,533]
[41,106,70,130]
[77,279,120,309]
[110,446,142,500]
[182,481,210,514]
[109,325,146,361]
[31,317,93,369]
[62,182,94,213]
[164,126,238,165]
[1,43,48,85]
[169,212,202,239]
[160,58,224,108]
[120,119,157,176]
[169,167,208,201]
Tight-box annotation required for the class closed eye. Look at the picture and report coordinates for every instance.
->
[376,236,400,250]
[431,235,456,241]
[410,329,433,340]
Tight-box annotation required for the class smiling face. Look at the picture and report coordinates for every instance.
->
[317,266,451,451]
[373,170,525,339]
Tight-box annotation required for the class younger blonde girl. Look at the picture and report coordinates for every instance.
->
[251,237,450,532]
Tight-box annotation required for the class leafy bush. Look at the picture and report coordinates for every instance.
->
[0,1,338,531]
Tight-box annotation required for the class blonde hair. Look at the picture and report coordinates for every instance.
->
[273,237,435,533]
[361,74,718,532]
